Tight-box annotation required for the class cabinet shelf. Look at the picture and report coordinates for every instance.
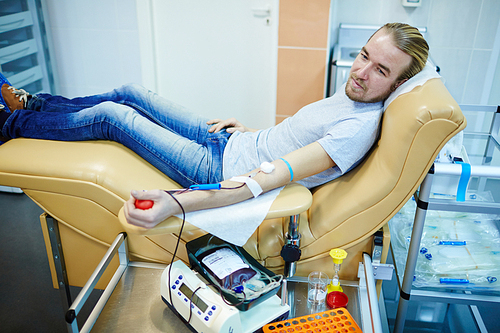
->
[0,39,38,65]
[6,65,42,88]
[0,11,33,34]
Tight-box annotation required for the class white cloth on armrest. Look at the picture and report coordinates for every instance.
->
[383,62,441,111]
[176,186,284,246]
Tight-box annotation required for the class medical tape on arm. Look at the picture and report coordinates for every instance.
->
[229,176,263,198]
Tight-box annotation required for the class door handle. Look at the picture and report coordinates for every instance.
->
[252,5,271,17]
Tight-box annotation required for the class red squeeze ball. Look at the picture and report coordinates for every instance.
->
[135,199,154,210]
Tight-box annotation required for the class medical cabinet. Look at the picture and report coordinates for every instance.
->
[389,104,500,333]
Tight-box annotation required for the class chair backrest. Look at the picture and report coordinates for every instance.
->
[303,78,466,256]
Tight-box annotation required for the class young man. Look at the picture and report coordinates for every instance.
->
[0,23,428,229]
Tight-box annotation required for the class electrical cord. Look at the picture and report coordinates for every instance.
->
[164,190,186,316]
[187,286,202,323]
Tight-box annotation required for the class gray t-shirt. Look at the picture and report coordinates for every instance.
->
[222,84,383,188]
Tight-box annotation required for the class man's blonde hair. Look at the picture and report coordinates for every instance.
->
[373,23,429,83]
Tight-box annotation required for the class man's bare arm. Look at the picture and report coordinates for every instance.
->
[124,142,335,229]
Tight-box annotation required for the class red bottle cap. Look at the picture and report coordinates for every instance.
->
[327,291,348,309]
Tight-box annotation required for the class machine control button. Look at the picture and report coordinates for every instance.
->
[212,305,216,311]
[178,275,183,280]
[171,285,176,290]
[175,280,180,284]
[208,311,213,316]
[205,316,209,321]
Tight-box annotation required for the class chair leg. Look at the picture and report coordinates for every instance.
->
[45,215,72,312]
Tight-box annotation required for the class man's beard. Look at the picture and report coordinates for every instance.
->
[345,74,395,103]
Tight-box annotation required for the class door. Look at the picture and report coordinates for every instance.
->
[137,0,279,130]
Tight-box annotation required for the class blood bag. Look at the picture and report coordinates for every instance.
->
[198,247,257,290]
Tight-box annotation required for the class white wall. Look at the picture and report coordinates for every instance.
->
[45,0,499,106]
[330,0,500,105]
[43,0,142,97]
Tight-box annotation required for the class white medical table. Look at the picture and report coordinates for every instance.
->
[392,105,500,333]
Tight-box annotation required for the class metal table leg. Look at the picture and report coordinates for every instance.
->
[66,233,129,333]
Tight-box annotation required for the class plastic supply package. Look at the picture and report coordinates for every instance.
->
[186,234,283,311]
[389,191,500,290]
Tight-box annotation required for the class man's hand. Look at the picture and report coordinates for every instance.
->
[207,118,256,133]
[124,189,179,229]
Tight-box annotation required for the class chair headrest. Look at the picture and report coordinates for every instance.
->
[383,62,441,110]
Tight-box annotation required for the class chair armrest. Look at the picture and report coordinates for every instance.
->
[117,183,312,235]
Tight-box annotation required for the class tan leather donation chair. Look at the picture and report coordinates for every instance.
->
[0,77,466,292]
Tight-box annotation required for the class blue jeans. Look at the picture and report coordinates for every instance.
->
[2,84,231,187]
